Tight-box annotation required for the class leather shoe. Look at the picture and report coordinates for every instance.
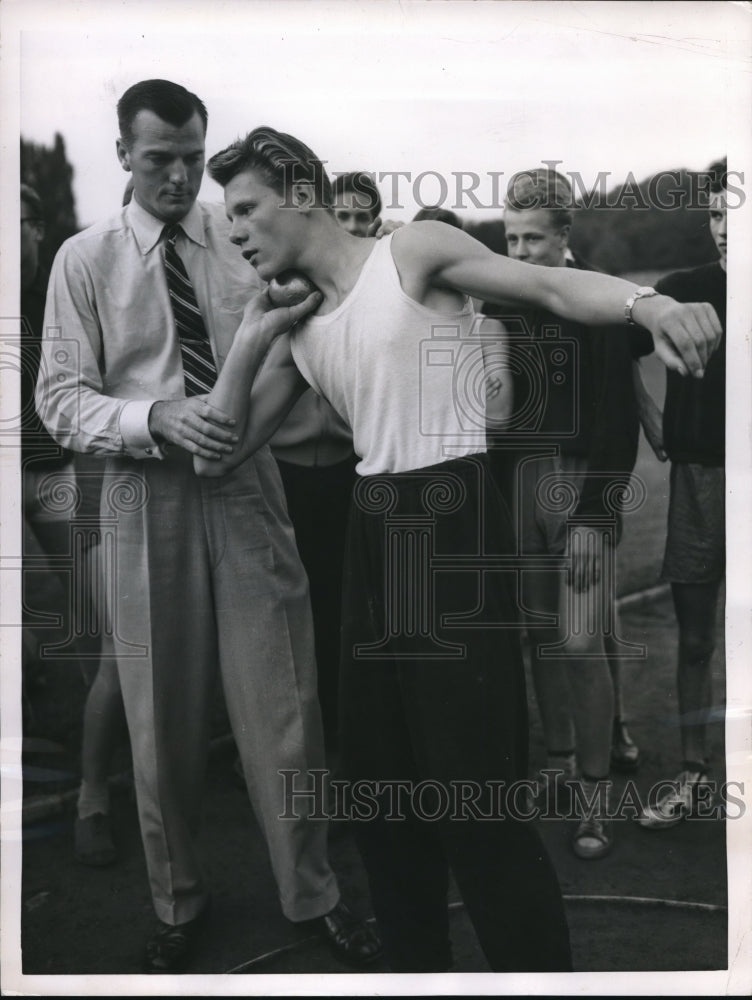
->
[610,718,641,772]
[143,907,208,974]
[306,901,382,967]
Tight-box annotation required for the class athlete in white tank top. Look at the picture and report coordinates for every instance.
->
[289,234,486,476]
[191,141,719,480]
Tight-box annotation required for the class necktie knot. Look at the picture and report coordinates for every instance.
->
[163,223,181,248]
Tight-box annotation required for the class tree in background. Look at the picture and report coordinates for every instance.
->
[21,133,79,267]
[462,218,507,255]
[571,168,720,275]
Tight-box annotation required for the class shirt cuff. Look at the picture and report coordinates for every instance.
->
[119,400,164,459]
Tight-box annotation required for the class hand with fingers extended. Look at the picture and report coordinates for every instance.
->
[148,396,239,461]
[633,296,722,379]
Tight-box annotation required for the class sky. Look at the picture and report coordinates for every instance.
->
[10,0,752,227]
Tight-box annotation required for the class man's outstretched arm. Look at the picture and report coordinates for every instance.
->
[391,222,722,379]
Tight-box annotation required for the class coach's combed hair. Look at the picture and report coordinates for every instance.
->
[117,79,207,149]
[208,127,334,207]
[505,168,574,230]
[332,171,382,218]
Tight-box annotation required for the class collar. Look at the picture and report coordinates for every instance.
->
[127,198,208,254]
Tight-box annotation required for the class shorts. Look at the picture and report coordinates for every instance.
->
[662,462,725,584]
[516,453,622,556]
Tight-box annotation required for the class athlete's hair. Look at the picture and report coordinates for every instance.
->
[208,127,333,208]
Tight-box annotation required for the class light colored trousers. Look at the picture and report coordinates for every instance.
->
[102,444,339,925]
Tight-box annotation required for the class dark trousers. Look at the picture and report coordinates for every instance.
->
[339,454,572,972]
[275,454,357,748]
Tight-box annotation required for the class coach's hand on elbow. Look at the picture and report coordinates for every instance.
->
[148,397,239,460]
[635,296,722,379]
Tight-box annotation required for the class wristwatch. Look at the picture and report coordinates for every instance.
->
[624,286,658,326]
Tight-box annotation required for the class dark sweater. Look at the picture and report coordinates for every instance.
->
[655,262,726,467]
[483,258,651,521]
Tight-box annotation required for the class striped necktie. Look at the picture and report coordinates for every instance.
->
[162,224,217,396]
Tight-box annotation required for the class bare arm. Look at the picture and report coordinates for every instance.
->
[193,288,320,477]
[390,222,722,379]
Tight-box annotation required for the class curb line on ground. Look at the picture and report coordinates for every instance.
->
[616,582,670,613]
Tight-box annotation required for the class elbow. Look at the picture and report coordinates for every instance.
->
[35,388,78,452]
[194,435,257,478]
[34,400,61,445]
[39,418,75,453]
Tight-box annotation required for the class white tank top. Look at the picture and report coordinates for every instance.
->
[290,234,487,476]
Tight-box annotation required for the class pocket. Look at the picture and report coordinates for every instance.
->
[212,488,279,596]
